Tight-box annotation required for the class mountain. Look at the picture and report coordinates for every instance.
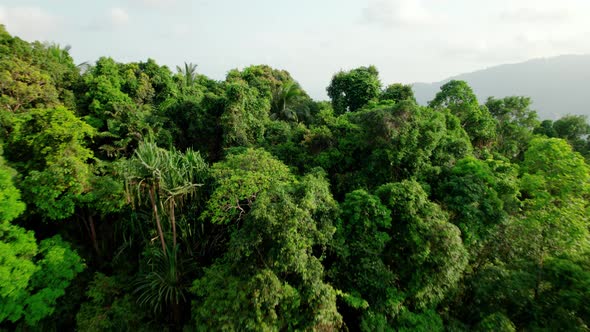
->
[412,54,590,120]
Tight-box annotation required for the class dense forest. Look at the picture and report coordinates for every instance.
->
[1,25,590,331]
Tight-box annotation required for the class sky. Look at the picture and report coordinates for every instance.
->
[1,0,590,100]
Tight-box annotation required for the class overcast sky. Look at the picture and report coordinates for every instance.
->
[1,0,589,100]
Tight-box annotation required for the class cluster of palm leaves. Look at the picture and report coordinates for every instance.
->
[176,62,198,89]
[270,81,309,122]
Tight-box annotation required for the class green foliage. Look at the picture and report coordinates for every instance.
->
[134,246,194,314]
[554,115,590,158]
[0,28,74,115]
[304,99,472,196]
[203,148,293,224]
[0,159,25,222]
[396,308,444,332]
[476,313,515,332]
[330,190,394,311]
[23,235,85,325]
[270,80,309,122]
[191,266,301,331]
[486,96,539,160]
[0,223,37,323]
[534,119,557,137]
[176,62,199,89]
[463,138,590,330]
[221,80,269,147]
[430,80,496,148]
[0,224,84,326]
[3,26,590,331]
[162,87,224,158]
[0,57,59,113]
[120,141,209,252]
[376,180,468,310]
[76,273,152,332]
[439,157,509,247]
[6,106,95,220]
[380,83,416,103]
[521,137,589,200]
[79,57,172,158]
[533,115,590,159]
[516,138,590,259]
[553,114,590,141]
[327,66,381,115]
[192,170,342,330]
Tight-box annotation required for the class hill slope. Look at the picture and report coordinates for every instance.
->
[412,55,590,119]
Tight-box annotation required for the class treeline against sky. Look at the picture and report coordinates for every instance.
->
[1,25,590,331]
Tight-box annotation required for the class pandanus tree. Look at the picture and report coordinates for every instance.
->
[119,141,208,322]
[120,141,208,253]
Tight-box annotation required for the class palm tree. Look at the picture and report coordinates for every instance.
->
[159,148,208,250]
[120,141,168,252]
[271,81,303,121]
[120,141,208,254]
[176,62,198,88]
[134,246,195,323]
[122,141,208,324]
[45,43,72,65]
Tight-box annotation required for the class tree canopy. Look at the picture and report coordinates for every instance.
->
[1,25,590,331]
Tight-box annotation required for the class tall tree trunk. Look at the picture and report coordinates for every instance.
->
[88,214,101,257]
[170,197,177,254]
[149,185,167,253]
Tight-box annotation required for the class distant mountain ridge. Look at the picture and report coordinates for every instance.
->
[412,54,590,119]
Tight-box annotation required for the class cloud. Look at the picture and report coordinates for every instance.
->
[361,0,440,27]
[110,7,129,25]
[0,6,59,40]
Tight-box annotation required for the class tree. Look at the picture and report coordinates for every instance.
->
[330,180,468,329]
[375,180,468,310]
[0,157,25,222]
[467,138,590,330]
[6,106,95,220]
[553,115,590,156]
[120,141,208,324]
[176,62,198,88]
[220,78,271,148]
[78,57,168,159]
[380,83,416,103]
[516,138,589,259]
[533,115,590,159]
[192,170,342,330]
[330,190,396,328]
[270,80,304,121]
[120,141,208,253]
[76,273,151,331]
[202,148,293,224]
[327,66,381,115]
[0,57,59,113]
[485,96,539,160]
[533,119,557,137]
[553,114,590,141]
[350,100,471,188]
[0,157,84,327]
[429,80,496,148]
[438,157,513,249]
